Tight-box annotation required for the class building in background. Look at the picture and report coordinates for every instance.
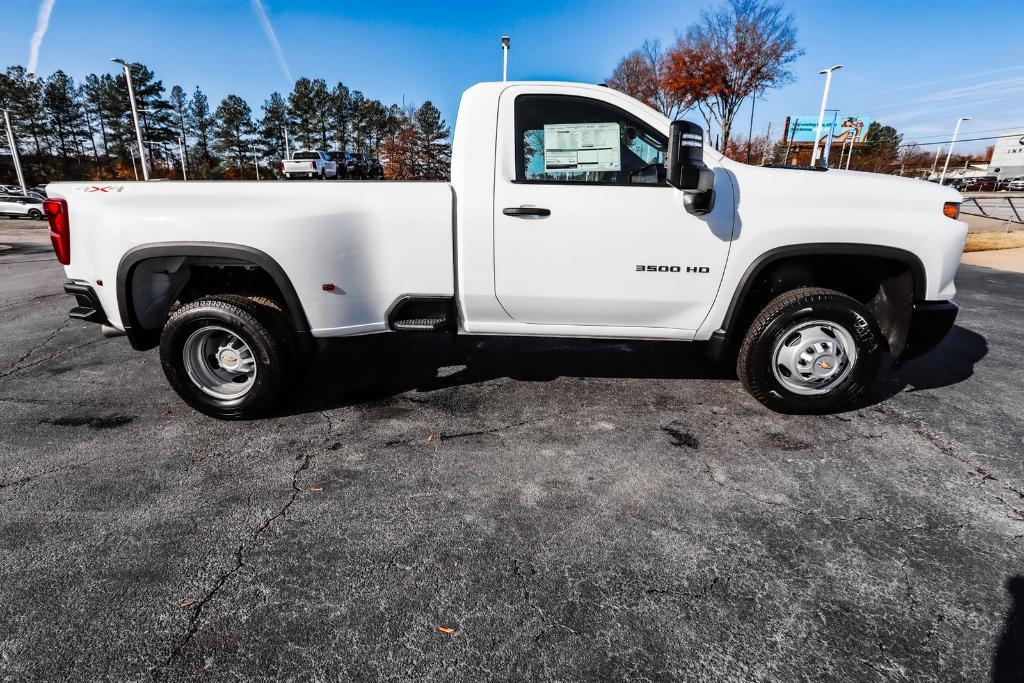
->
[989,130,1024,180]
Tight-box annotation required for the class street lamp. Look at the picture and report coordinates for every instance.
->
[2,109,27,195]
[251,145,260,180]
[177,137,187,180]
[501,36,510,82]
[111,57,149,180]
[282,126,291,159]
[811,65,842,166]
[940,116,971,185]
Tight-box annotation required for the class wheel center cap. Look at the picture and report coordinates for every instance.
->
[812,354,838,377]
[217,349,241,371]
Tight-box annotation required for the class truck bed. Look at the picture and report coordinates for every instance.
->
[50,181,455,336]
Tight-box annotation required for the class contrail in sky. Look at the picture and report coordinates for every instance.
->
[251,0,294,84]
[27,0,56,74]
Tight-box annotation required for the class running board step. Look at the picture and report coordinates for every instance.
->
[388,297,454,332]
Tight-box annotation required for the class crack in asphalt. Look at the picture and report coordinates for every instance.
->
[0,291,63,312]
[698,460,965,533]
[150,411,336,679]
[875,405,1024,525]
[2,319,70,373]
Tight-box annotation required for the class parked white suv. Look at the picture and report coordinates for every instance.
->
[280,150,338,180]
[0,194,45,220]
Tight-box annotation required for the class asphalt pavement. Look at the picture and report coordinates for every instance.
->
[1,218,1022,681]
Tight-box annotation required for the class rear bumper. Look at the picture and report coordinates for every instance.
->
[900,300,958,361]
[64,280,110,326]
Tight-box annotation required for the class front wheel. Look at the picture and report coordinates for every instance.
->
[737,287,883,414]
[27,209,43,220]
[159,296,297,419]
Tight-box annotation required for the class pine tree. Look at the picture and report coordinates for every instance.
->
[169,85,192,175]
[287,77,331,150]
[213,94,254,177]
[42,71,88,178]
[329,82,351,151]
[188,87,216,177]
[414,101,451,180]
[360,99,391,157]
[257,91,290,161]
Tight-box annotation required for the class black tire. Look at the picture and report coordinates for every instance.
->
[159,295,297,419]
[28,209,43,220]
[736,287,883,414]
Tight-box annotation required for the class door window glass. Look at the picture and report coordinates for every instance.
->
[515,94,666,185]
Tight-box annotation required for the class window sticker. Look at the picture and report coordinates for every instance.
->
[543,122,621,173]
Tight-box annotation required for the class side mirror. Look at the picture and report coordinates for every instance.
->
[667,120,716,215]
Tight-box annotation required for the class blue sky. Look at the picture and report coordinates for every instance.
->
[3,0,1022,153]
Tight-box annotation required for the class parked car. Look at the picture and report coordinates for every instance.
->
[279,150,337,180]
[324,150,361,179]
[998,176,1024,192]
[0,194,45,219]
[960,176,998,192]
[47,80,966,419]
[361,154,384,179]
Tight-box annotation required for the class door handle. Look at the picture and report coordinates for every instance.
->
[503,207,551,217]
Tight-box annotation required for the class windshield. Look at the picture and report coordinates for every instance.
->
[293,152,320,160]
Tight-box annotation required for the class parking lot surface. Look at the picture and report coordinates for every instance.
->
[1,218,1022,680]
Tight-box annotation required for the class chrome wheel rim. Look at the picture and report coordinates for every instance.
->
[771,320,857,396]
[182,326,257,399]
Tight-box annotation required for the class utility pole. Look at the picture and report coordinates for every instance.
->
[501,36,510,81]
[111,58,149,180]
[282,126,290,159]
[252,145,260,180]
[2,109,27,195]
[940,116,970,185]
[129,144,139,180]
[812,65,843,166]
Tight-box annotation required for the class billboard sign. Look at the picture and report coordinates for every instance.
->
[786,115,872,144]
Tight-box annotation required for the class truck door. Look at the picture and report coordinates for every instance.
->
[492,91,734,331]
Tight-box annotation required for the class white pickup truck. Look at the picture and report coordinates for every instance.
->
[45,81,967,419]
[279,150,338,180]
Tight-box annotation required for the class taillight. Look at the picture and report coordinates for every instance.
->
[43,198,70,265]
[278,161,284,171]
[943,202,960,220]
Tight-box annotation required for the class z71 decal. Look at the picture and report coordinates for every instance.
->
[635,265,710,273]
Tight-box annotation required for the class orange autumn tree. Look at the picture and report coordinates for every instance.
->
[660,0,802,151]
[606,40,693,120]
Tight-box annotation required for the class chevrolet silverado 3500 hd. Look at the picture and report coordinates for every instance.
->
[45,81,967,419]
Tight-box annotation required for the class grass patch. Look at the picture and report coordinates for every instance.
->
[964,229,1024,252]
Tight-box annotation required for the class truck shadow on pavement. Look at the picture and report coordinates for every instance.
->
[865,324,989,406]
[288,334,736,415]
[286,323,987,415]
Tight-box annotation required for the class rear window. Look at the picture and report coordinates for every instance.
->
[293,152,320,160]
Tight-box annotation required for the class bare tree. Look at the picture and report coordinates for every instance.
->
[606,40,691,120]
[662,0,802,151]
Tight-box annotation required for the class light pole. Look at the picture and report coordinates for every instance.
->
[940,116,970,185]
[745,91,757,164]
[111,57,149,180]
[282,126,290,159]
[811,65,842,166]
[128,144,139,180]
[251,145,260,180]
[501,36,510,82]
[2,109,27,195]
[177,136,187,180]
[930,145,942,179]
